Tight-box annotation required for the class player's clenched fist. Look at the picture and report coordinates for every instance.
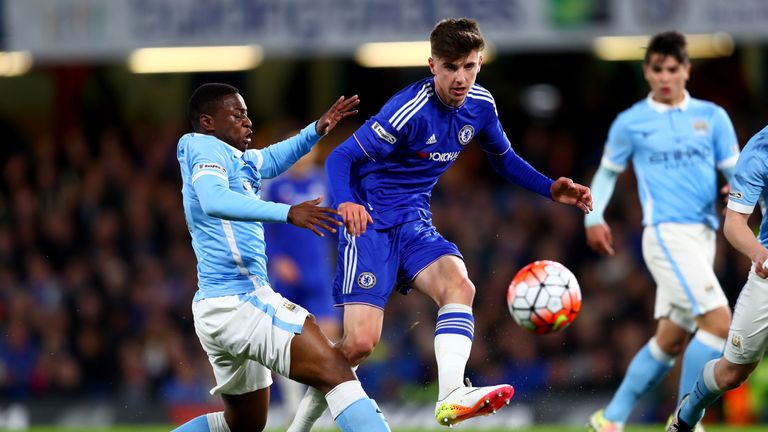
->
[287,197,342,237]
[338,202,373,237]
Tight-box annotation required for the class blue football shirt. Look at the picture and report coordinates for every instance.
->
[601,92,739,229]
[727,125,768,248]
[348,77,512,228]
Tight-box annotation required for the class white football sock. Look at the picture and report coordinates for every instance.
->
[287,386,327,432]
[435,303,474,400]
[207,412,231,432]
[325,380,368,419]
[279,375,307,414]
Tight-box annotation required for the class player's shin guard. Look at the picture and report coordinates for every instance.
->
[678,331,725,404]
[286,386,328,432]
[327,381,390,432]
[605,337,674,423]
[679,359,723,426]
[172,412,230,432]
[434,303,474,399]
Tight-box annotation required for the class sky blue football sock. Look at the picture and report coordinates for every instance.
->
[604,338,674,423]
[679,360,722,426]
[333,398,390,432]
[172,414,211,432]
[678,331,724,404]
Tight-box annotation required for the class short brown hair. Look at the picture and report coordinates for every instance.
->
[430,18,485,61]
[645,31,689,64]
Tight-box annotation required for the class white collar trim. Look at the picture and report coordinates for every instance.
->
[646,90,690,113]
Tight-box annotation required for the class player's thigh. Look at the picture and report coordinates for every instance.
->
[333,227,399,309]
[412,254,473,306]
[192,287,309,395]
[725,266,768,365]
[221,388,269,432]
[398,220,469,304]
[643,223,726,332]
[694,305,732,338]
[289,316,355,394]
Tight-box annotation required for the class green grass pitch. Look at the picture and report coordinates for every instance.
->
[23,426,768,432]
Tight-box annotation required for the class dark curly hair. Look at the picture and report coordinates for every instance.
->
[645,31,688,64]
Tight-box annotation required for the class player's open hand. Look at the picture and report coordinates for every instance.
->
[720,183,731,216]
[338,201,373,237]
[316,95,360,136]
[287,197,342,237]
[551,177,593,213]
[586,223,615,256]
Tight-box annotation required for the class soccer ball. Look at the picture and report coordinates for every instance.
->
[507,260,581,334]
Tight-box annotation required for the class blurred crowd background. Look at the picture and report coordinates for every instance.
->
[3,0,768,428]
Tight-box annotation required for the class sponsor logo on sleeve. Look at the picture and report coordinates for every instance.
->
[729,191,744,200]
[458,125,474,145]
[371,121,397,144]
[198,163,227,174]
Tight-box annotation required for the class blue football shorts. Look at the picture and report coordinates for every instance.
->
[332,218,462,309]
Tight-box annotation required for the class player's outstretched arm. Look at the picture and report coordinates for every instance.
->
[551,177,593,213]
[337,202,373,237]
[288,197,343,237]
[316,95,360,136]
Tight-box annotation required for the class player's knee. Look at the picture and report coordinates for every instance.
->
[341,334,378,365]
[441,276,475,305]
[655,332,686,356]
[458,276,476,299]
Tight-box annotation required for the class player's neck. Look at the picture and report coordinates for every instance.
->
[434,88,465,109]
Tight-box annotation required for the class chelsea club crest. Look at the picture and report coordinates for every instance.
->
[458,125,474,146]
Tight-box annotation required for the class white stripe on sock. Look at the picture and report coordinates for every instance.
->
[326,380,367,419]
[695,330,726,351]
[648,337,675,365]
[702,359,721,392]
[206,411,230,432]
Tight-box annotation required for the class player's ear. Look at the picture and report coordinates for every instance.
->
[428,57,436,75]
[199,113,215,133]
[641,62,651,82]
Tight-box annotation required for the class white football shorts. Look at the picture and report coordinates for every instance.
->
[642,223,728,332]
[724,264,768,364]
[192,284,310,395]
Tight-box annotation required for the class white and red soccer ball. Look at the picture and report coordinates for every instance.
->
[507,260,582,335]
